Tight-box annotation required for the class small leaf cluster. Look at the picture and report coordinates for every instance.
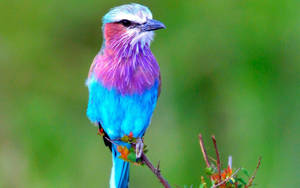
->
[181,165,252,188]
[196,162,254,188]
[98,131,148,165]
[117,145,143,164]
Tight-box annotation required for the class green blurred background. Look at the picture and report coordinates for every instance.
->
[1,0,300,187]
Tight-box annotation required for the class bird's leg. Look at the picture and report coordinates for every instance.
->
[135,137,144,159]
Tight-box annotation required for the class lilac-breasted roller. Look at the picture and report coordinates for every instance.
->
[86,4,165,188]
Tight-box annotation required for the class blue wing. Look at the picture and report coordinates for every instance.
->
[86,77,159,139]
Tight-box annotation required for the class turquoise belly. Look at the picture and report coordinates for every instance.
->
[86,78,159,139]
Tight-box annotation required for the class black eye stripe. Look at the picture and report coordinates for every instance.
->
[119,19,132,27]
[118,20,142,28]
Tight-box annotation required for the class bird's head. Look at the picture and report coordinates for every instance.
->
[101,3,165,50]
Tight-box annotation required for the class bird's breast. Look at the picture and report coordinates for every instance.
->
[88,43,160,95]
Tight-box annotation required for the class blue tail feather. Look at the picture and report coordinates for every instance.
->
[110,145,129,188]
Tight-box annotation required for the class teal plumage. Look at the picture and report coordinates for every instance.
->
[87,76,159,139]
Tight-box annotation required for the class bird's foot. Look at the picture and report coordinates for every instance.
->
[135,138,144,159]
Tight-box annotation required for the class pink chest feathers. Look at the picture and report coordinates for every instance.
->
[90,46,160,94]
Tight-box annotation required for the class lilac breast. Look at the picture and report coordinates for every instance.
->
[90,42,160,94]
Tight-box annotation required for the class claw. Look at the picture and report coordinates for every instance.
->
[136,138,144,159]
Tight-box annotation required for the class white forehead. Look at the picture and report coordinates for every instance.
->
[102,3,153,24]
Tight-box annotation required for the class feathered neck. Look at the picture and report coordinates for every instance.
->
[90,29,160,95]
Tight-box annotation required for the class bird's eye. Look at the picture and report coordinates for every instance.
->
[120,19,132,27]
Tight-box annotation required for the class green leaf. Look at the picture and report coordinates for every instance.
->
[131,137,136,143]
[237,178,247,185]
[121,135,129,142]
[241,168,250,177]
[127,152,137,162]
[129,147,135,153]
[205,167,214,175]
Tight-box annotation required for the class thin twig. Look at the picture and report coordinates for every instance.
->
[198,134,211,168]
[208,155,217,164]
[212,135,221,181]
[103,136,119,146]
[212,168,240,188]
[141,153,172,188]
[245,157,262,188]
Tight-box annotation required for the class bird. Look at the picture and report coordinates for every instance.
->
[86,3,165,188]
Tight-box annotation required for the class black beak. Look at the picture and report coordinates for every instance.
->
[141,19,166,32]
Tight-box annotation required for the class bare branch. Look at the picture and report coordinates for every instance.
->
[212,135,221,181]
[245,157,262,188]
[141,153,172,188]
[198,134,211,168]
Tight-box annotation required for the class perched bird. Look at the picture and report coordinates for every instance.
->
[86,3,165,188]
